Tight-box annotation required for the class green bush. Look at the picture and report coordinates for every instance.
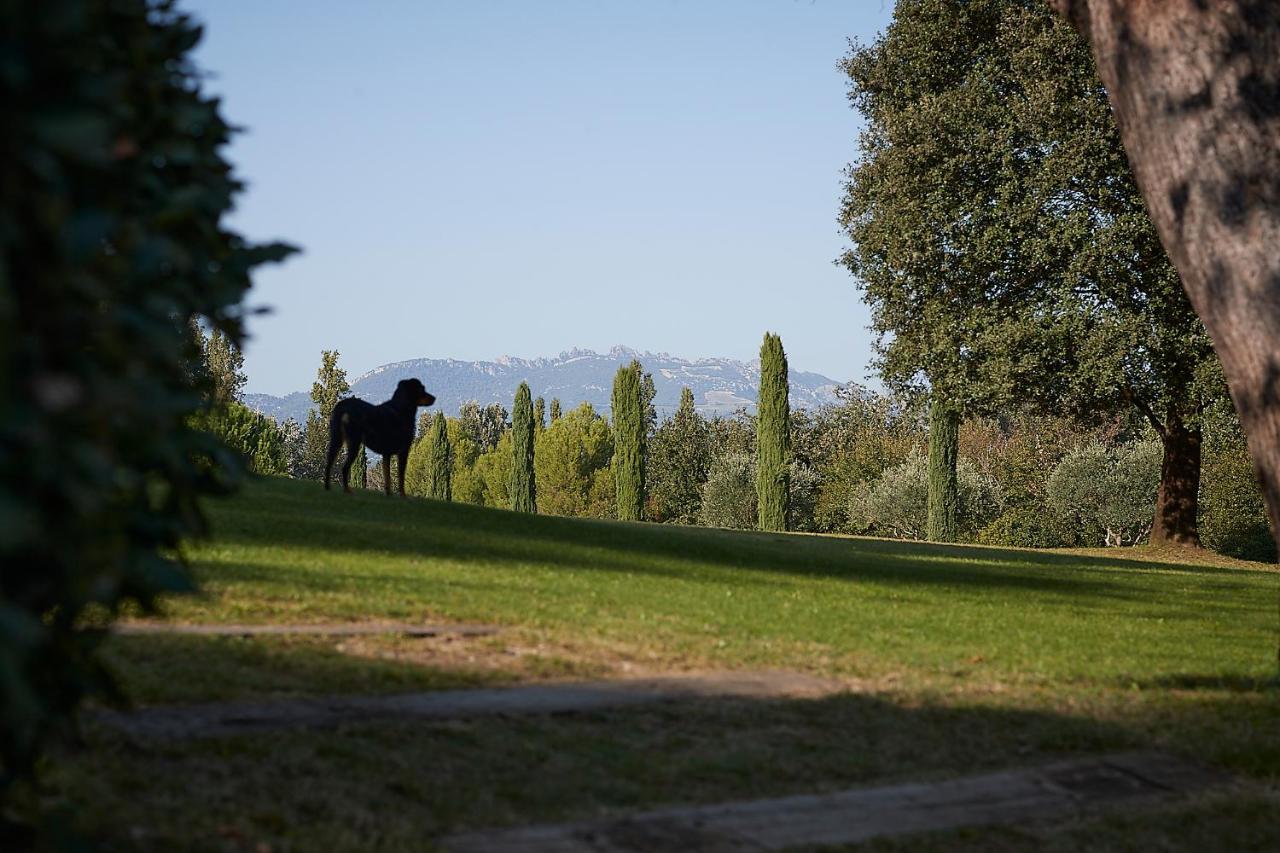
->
[203,403,289,476]
[700,452,757,530]
[1200,435,1276,562]
[848,450,1003,540]
[0,0,293,785]
[977,505,1073,549]
[1045,440,1161,546]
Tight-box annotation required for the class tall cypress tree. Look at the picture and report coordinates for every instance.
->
[926,396,960,542]
[510,382,536,512]
[427,411,452,501]
[534,396,546,432]
[351,446,367,489]
[550,398,562,422]
[612,362,645,520]
[756,332,790,532]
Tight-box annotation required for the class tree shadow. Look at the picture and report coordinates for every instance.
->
[201,478,1273,606]
[56,634,1280,849]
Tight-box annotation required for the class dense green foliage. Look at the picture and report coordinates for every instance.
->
[426,412,452,501]
[839,0,1219,543]
[350,446,367,489]
[202,327,246,407]
[755,333,790,531]
[550,398,562,423]
[534,397,546,432]
[299,351,349,481]
[0,0,293,784]
[203,403,289,476]
[648,388,712,523]
[611,362,646,521]
[700,452,758,530]
[850,450,1003,541]
[510,383,536,513]
[1047,440,1163,547]
[534,403,614,518]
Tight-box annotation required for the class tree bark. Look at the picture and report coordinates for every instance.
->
[1048,1,1280,551]
[1151,405,1203,547]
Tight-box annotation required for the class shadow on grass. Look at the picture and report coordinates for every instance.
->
[194,478,1269,602]
[57,649,1280,850]
[100,632,514,706]
[1123,673,1280,693]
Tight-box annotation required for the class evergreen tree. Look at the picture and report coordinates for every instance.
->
[205,327,246,406]
[351,446,367,489]
[534,402,614,518]
[550,398,562,422]
[649,387,712,523]
[310,350,349,419]
[756,332,790,531]
[300,350,350,481]
[630,359,658,436]
[510,382,537,512]
[427,411,452,500]
[926,396,960,542]
[534,397,546,432]
[612,362,645,520]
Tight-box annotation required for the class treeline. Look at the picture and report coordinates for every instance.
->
[221,338,1272,562]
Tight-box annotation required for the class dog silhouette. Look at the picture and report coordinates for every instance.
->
[325,378,435,495]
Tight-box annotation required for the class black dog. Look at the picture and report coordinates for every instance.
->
[325,378,436,496]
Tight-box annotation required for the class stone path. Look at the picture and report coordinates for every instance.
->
[441,751,1230,852]
[95,671,837,740]
[114,621,500,638]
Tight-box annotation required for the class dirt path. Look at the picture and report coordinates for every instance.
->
[114,621,500,638]
[442,752,1232,852]
[94,670,838,739]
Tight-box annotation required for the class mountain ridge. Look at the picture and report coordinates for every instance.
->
[244,346,847,425]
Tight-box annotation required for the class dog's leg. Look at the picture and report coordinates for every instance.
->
[397,451,408,497]
[382,454,392,497]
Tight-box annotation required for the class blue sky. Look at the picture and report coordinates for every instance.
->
[186,1,895,395]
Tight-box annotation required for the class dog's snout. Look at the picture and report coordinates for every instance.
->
[420,394,436,406]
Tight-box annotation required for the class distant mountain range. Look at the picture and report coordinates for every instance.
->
[243,346,847,425]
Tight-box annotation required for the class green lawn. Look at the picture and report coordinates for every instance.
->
[45,476,1280,850]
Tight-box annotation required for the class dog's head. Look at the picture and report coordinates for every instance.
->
[395,378,436,408]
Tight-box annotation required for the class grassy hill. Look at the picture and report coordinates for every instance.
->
[50,476,1280,850]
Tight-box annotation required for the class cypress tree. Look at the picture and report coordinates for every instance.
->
[427,411,452,501]
[534,396,546,432]
[550,398,562,422]
[510,382,537,512]
[756,332,790,532]
[351,446,367,489]
[612,362,645,520]
[926,396,960,542]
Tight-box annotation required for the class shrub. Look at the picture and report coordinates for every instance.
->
[1200,429,1276,561]
[204,403,289,476]
[1,0,293,784]
[977,505,1073,549]
[700,452,758,530]
[849,450,1003,540]
[1045,439,1161,546]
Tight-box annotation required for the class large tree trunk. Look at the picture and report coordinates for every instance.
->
[1151,405,1203,547]
[1049,1,1280,552]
